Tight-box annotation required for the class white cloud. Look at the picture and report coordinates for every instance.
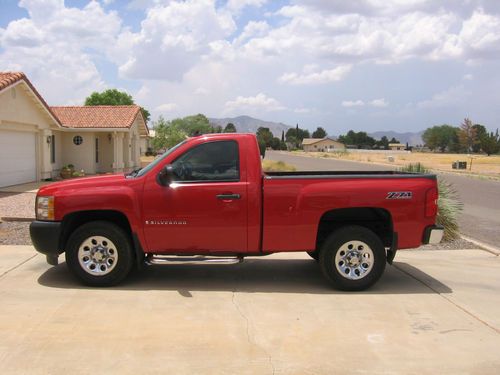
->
[115,0,236,81]
[294,107,311,113]
[342,100,365,107]
[225,93,285,112]
[279,65,351,85]
[0,0,122,104]
[370,98,389,107]
[417,85,469,109]
[226,0,268,14]
[155,103,178,112]
[463,73,474,80]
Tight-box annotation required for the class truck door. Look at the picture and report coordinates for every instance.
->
[142,140,248,253]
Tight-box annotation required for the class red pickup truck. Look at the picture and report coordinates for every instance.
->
[30,133,443,290]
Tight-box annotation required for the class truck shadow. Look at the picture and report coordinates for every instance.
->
[37,259,452,295]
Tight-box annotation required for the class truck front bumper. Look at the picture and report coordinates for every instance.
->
[423,225,444,244]
[30,221,62,265]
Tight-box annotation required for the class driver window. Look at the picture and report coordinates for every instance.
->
[171,141,240,182]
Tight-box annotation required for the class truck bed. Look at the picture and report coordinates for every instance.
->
[265,171,436,180]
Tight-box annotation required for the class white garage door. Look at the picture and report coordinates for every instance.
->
[0,130,37,188]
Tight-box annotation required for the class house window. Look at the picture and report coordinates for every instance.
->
[73,135,83,145]
[50,135,55,163]
[95,137,99,163]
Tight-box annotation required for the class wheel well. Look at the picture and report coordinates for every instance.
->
[60,210,132,251]
[316,207,393,250]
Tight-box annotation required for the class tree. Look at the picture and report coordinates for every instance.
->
[256,127,274,147]
[389,137,400,144]
[285,126,310,148]
[85,89,150,123]
[270,137,281,150]
[312,127,327,138]
[170,113,213,135]
[422,125,460,152]
[151,114,215,151]
[376,136,389,150]
[224,123,237,133]
[472,124,488,153]
[258,138,266,158]
[338,130,376,149]
[151,116,185,150]
[213,125,223,133]
[458,118,478,153]
[281,130,285,142]
[480,129,500,156]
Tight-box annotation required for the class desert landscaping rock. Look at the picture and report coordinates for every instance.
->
[0,222,32,245]
[0,192,36,220]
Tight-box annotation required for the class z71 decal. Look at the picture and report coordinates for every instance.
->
[386,191,413,200]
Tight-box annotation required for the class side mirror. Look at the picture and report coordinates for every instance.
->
[157,164,174,186]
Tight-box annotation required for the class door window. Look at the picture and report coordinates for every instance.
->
[171,141,239,182]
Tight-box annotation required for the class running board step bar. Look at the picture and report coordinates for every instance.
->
[145,255,244,266]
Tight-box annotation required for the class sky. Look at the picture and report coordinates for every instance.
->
[1,0,500,135]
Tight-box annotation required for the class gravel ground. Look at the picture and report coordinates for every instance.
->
[0,220,485,251]
[0,192,36,219]
[0,221,32,245]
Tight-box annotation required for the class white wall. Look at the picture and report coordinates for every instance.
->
[61,132,96,174]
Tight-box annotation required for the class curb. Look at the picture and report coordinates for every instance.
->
[461,235,500,256]
[0,217,35,223]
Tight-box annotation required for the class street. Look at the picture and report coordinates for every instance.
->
[266,151,500,249]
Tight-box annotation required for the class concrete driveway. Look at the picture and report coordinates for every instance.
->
[0,247,499,374]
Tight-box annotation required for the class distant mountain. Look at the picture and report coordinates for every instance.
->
[209,115,292,138]
[368,131,424,146]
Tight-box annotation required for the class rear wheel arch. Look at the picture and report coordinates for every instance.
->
[315,207,394,251]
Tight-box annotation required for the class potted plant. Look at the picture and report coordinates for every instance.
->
[60,164,75,179]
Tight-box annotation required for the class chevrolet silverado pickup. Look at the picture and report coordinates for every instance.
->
[30,133,443,290]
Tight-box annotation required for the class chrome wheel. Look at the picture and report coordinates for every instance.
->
[78,236,118,276]
[335,240,374,280]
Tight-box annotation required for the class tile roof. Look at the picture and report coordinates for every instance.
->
[50,105,143,129]
[0,72,62,126]
[0,72,25,90]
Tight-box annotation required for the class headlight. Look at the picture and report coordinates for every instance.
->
[36,196,55,221]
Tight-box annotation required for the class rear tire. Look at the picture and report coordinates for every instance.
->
[319,225,386,291]
[65,221,134,286]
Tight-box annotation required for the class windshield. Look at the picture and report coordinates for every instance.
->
[135,140,187,177]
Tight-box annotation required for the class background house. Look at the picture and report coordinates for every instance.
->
[302,137,346,152]
[389,143,406,151]
[0,72,148,188]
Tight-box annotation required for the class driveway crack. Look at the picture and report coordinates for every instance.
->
[0,254,38,280]
[231,291,276,375]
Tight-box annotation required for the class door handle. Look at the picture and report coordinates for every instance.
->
[216,194,241,200]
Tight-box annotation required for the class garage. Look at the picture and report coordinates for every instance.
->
[0,130,37,188]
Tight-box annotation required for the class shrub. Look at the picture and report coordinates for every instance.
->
[399,163,463,241]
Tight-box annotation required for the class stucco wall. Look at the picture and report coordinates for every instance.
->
[0,84,54,130]
[61,132,96,174]
[304,140,345,152]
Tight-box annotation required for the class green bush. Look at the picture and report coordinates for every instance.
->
[399,163,463,241]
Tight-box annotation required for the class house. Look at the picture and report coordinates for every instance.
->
[302,137,346,152]
[388,143,406,151]
[0,72,149,188]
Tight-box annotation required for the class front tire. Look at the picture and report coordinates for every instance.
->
[65,221,134,286]
[319,225,386,291]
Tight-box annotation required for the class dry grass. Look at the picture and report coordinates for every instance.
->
[262,160,296,172]
[298,151,500,178]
